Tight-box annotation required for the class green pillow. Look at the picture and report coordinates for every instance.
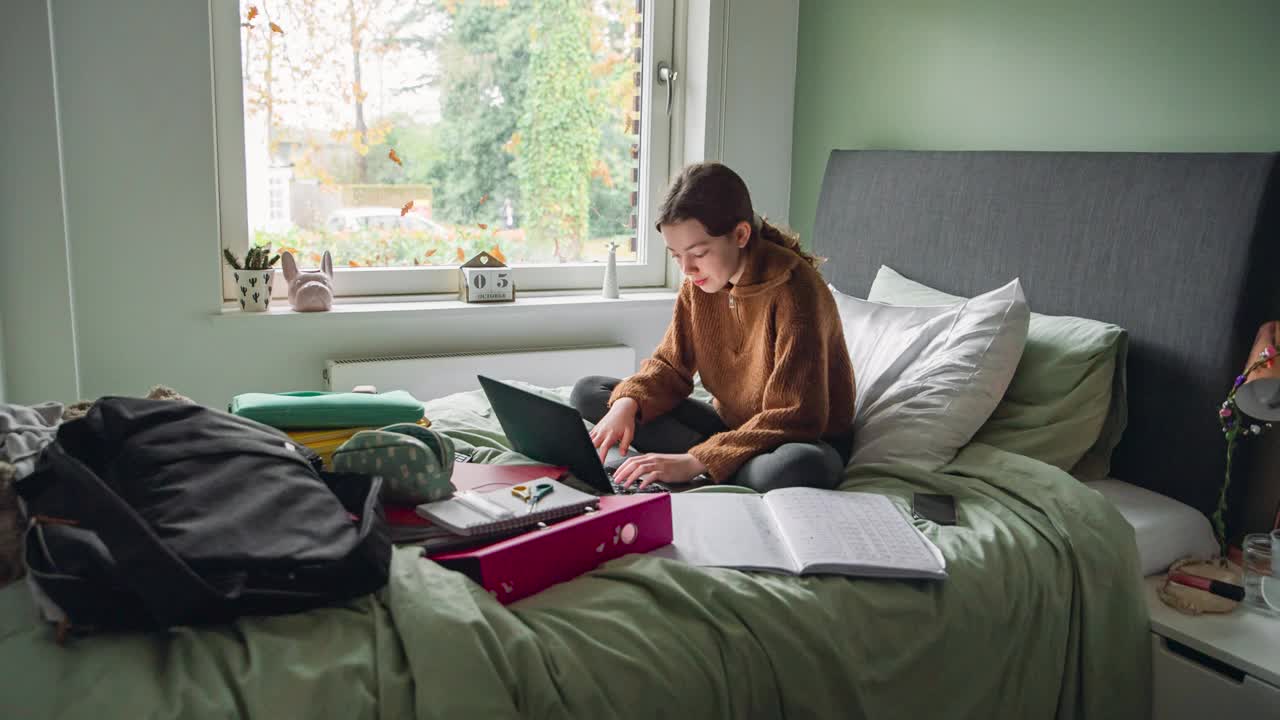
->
[866,266,1127,479]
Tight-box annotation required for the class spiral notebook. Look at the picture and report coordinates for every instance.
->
[416,478,598,537]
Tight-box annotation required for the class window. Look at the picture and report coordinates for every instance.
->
[212,0,677,299]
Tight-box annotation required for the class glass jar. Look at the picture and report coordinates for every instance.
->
[1242,533,1275,611]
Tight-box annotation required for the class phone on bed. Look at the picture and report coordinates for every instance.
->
[912,493,957,526]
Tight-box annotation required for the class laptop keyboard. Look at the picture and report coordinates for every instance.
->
[606,471,669,495]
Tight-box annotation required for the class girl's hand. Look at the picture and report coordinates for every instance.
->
[613,453,707,490]
[589,397,638,462]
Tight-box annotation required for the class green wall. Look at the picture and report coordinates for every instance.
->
[791,0,1280,243]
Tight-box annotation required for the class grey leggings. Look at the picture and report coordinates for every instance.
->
[569,376,852,493]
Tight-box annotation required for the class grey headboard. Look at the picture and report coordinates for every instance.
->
[813,150,1280,518]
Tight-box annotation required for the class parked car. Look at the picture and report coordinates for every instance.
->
[325,206,449,236]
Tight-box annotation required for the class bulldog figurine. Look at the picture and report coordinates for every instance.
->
[281,250,335,312]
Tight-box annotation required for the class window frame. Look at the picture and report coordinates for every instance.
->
[209,0,679,301]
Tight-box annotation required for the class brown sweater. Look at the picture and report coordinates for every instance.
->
[609,238,855,481]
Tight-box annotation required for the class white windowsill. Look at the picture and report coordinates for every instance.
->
[214,288,678,320]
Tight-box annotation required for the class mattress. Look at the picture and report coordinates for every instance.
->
[1086,478,1219,576]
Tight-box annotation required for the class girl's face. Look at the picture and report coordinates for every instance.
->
[661,218,752,294]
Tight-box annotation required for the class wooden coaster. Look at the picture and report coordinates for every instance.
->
[1157,557,1242,615]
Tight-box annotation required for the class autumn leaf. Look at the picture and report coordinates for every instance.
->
[478,194,489,205]
[455,247,466,262]
[348,260,362,268]
[477,223,488,230]
[246,5,258,21]
[491,246,506,263]
[425,248,437,257]
[388,148,402,166]
[401,200,414,216]
[591,158,613,187]
[269,21,284,35]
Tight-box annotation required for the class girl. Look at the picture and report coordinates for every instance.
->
[570,162,855,492]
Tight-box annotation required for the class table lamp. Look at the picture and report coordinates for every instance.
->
[1235,321,1280,423]
[1213,321,1280,559]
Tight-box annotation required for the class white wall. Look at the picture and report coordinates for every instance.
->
[0,0,799,409]
[0,315,7,404]
[684,0,800,226]
[720,1,800,226]
[0,0,81,405]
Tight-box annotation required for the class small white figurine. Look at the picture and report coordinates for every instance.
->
[281,250,335,312]
[602,241,620,299]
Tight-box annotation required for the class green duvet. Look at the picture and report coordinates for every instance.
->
[0,386,1149,719]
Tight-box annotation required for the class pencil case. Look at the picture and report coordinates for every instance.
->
[229,390,425,430]
[331,423,455,504]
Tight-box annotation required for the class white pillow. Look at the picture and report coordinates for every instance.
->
[830,279,1030,470]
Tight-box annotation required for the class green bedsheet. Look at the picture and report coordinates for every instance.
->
[0,385,1149,719]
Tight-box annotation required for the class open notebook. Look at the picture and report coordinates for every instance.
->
[652,488,946,579]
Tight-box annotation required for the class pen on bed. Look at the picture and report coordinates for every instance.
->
[1167,572,1246,602]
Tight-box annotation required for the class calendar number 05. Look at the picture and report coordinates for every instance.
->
[470,272,510,290]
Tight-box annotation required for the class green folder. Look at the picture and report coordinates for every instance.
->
[229,390,425,430]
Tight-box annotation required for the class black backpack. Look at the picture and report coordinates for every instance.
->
[16,396,391,635]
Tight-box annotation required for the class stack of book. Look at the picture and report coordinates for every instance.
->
[228,390,430,468]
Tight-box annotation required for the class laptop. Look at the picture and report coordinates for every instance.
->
[477,375,669,495]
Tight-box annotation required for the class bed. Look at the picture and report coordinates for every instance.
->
[2,151,1277,719]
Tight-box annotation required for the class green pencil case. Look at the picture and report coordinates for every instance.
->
[332,423,456,504]
[229,390,425,430]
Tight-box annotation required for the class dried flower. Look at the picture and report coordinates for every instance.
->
[1212,348,1280,561]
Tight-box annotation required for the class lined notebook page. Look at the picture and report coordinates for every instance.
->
[765,489,945,578]
[649,494,797,573]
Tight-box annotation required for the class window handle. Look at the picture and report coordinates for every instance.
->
[657,61,678,118]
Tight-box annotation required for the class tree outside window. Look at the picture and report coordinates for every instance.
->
[239,0,643,270]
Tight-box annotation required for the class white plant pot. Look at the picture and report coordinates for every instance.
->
[231,268,276,312]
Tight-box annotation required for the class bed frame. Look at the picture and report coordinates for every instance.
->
[812,150,1280,523]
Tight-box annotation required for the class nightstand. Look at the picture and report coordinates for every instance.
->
[1145,577,1280,718]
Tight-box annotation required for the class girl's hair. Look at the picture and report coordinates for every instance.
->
[654,162,822,269]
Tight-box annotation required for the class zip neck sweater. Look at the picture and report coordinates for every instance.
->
[609,238,855,481]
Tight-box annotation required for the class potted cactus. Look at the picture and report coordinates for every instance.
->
[223,245,280,311]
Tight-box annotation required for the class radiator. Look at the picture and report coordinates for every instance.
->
[323,345,636,401]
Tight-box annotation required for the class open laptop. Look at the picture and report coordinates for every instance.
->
[477,375,669,495]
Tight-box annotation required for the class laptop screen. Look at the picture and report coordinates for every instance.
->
[477,376,613,493]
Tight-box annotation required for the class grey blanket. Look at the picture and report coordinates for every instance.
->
[0,402,63,478]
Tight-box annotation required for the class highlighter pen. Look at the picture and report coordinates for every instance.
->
[1168,572,1246,602]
